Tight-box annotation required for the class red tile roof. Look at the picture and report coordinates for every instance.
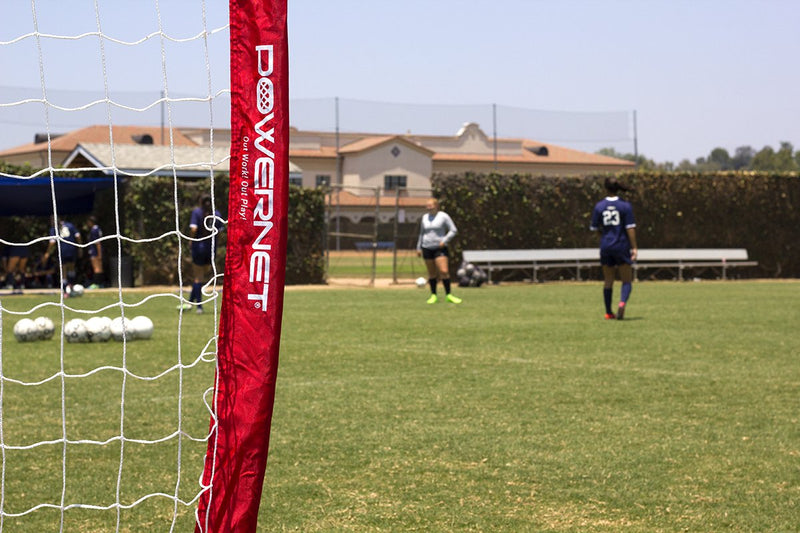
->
[0,124,197,157]
[328,189,429,208]
[338,135,434,155]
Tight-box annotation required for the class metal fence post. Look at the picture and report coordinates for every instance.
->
[392,187,400,284]
[370,186,381,287]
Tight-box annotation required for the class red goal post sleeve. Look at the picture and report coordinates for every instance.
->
[196,1,288,531]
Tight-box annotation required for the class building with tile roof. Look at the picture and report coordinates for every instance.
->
[286,122,633,224]
[1,122,632,224]
[285,123,633,194]
[0,125,197,169]
[63,143,231,178]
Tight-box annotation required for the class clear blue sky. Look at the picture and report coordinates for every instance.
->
[2,0,798,164]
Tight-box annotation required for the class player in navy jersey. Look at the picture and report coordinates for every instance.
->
[590,178,638,320]
[86,215,105,288]
[31,252,57,288]
[3,244,30,293]
[416,198,461,304]
[187,196,224,313]
[43,216,83,296]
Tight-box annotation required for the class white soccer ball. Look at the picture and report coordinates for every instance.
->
[85,316,112,343]
[13,318,38,342]
[110,317,134,342]
[415,276,427,288]
[33,316,55,340]
[69,284,85,297]
[63,319,89,343]
[130,315,154,340]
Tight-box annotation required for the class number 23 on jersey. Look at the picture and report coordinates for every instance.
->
[602,208,620,226]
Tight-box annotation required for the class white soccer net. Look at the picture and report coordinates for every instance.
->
[0,2,230,530]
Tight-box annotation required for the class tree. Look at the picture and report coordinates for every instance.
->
[774,141,798,171]
[708,148,732,170]
[731,146,756,170]
[605,143,799,172]
[751,146,776,171]
[749,143,798,172]
[595,147,656,170]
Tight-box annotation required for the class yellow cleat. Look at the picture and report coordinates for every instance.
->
[446,294,462,304]
[426,294,438,304]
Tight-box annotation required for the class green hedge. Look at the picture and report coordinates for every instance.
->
[0,162,51,248]
[285,186,326,284]
[122,177,325,285]
[0,163,325,286]
[432,171,800,278]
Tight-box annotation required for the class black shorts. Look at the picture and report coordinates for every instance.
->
[191,244,213,266]
[600,248,633,267]
[7,246,29,258]
[421,246,449,260]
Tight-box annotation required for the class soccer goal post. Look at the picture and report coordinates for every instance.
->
[0,1,288,531]
[196,1,289,531]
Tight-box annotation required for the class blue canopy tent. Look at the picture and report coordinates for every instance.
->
[0,177,116,216]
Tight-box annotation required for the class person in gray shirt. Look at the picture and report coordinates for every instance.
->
[416,198,462,304]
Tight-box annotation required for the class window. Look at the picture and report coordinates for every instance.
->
[289,173,303,187]
[384,174,407,190]
[315,174,331,187]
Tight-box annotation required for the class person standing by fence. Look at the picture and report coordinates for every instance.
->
[416,198,462,304]
[590,177,638,320]
[187,195,223,314]
[43,216,82,296]
[3,243,29,293]
[86,215,105,289]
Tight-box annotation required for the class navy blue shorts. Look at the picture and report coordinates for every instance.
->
[7,246,29,258]
[191,245,213,266]
[421,246,449,260]
[600,248,633,267]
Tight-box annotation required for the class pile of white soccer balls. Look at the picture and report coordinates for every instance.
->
[13,316,154,343]
[66,284,85,298]
[12,317,56,342]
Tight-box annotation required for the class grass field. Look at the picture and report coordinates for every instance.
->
[1,280,799,531]
[0,290,216,532]
[326,250,429,280]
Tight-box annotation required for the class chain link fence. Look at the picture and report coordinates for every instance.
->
[324,184,432,286]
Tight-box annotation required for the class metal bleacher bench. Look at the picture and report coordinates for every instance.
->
[461,248,757,283]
